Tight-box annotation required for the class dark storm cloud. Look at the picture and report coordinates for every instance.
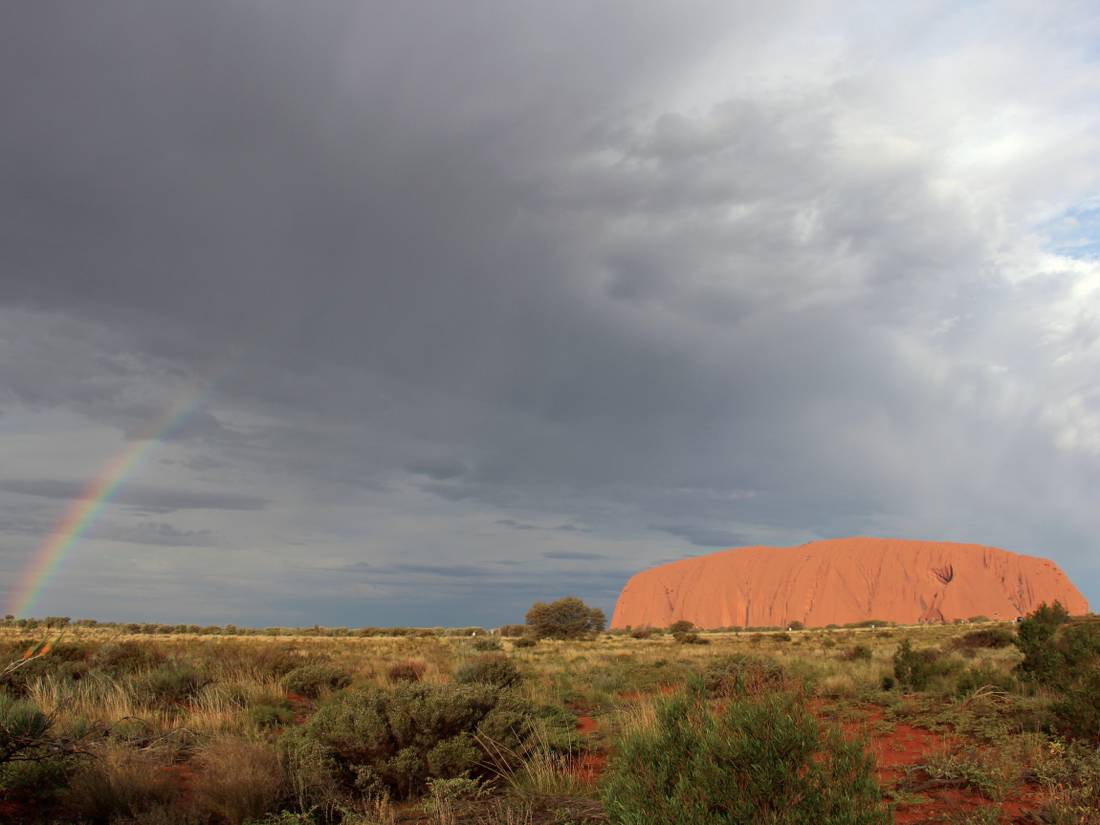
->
[0,479,267,512]
[498,520,592,534]
[1,2,1099,624]
[650,525,750,549]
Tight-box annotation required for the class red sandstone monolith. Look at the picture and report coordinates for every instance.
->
[610,537,1088,629]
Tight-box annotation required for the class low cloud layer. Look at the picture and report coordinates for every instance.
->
[1,2,1099,624]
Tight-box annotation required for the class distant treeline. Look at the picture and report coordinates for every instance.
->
[0,616,491,637]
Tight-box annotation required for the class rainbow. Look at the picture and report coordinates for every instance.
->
[7,385,214,618]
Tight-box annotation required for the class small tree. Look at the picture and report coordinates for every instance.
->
[525,597,605,640]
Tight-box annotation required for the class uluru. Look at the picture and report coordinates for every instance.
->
[611,537,1088,629]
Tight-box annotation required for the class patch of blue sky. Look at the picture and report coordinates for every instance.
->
[1039,196,1100,260]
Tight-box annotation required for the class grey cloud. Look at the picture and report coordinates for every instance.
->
[650,524,749,549]
[497,519,592,533]
[85,521,215,547]
[542,551,607,560]
[0,479,267,512]
[1,3,1098,623]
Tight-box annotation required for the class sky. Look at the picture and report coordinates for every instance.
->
[1,2,1099,627]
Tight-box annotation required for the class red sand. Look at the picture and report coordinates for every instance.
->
[611,536,1087,629]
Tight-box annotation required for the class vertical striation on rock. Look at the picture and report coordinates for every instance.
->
[610,537,1089,629]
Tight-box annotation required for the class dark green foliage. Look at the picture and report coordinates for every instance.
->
[880,675,896,691]
[675,632,709,645]
[281,682,533,799]
[844,644,872,661]
[669,620,694,636]
[89,640,165,677]
[138,662,210,706]
[284,664,352,698]
[248,699,295,728]
[386,661,427,683]
[954,663,1018,697]
[949,627,1016,651]
[1015,605,1099,689]
[454,655,522,690]
[600,688,889,825]
[1014,604,1100,740]
[629,627,652,640]
[0,694,73,799]
[0,641,89,695]
[703,655,788,698]
[892,640,955,691]
[525,597,606,640]
[472,638,503,652]
[512,637,537,648]
[1051,668,1100,742]
[0,693,52,765]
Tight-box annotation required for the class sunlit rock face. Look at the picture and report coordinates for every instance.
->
[611,537,1088,629]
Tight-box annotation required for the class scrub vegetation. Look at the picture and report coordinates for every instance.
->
[2,601,1099,824]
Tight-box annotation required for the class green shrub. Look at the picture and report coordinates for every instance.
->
[472,638,503,652]
[90,640,165,677]
[248,699,295,729]
[525,597,605,640]
[950,627,1015,651]
[844,645,872,662]
[629,628,652,640]
[454,655,522,690]
[0,693,73,798]
[1051,668,1100,743]
[386,660,427,683]
[703,655,788,698]
[675,632,709,645]
[284,663,352,698]
[138,662,210,706]
[954,663,1017,697]
[512,637,537,649]
[600,688,888,824]
[892,640,956,691]
[280,682,533,799]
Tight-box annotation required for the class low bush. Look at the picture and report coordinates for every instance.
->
[497,624,528,637]
[950,627,1016,651]
[386,660,427,683]
[90,640,165,677]
[279,682,534,799]
[454,655,522,690]
[892,640,956,691]
[512,637,537,649]
[472,638,503,652]
[954,663,1018,697]
[248,699,295,729]
[284,663,352,698]
[138,661,210,706]
[675,632,709,645]
[629,628,652,640]
[525,597,605,640]
[1051,668,1100,743]
[600,688,889,824]
[702,655,788,698]
[844,644,872,662]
